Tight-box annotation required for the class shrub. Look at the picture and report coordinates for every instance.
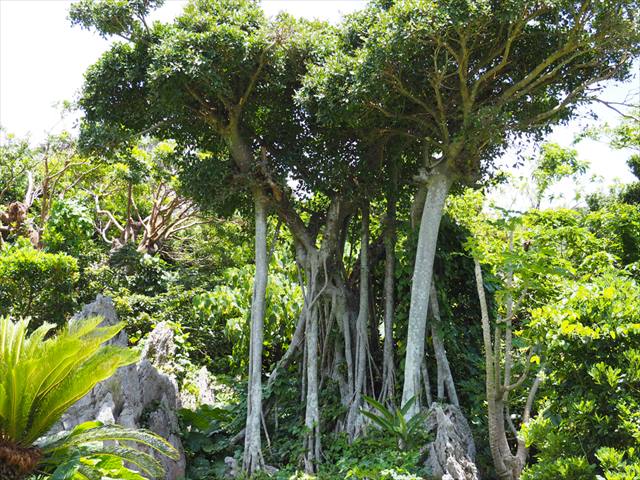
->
[42,198,94,257]
[108,243,177,295]
[0,242,79,328]
[523,274,640,478]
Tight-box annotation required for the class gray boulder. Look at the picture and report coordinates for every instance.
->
[180,366,216,410]
[53,295,187,480]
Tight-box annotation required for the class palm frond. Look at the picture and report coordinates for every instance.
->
[37,421,179,479]
[39,423,179,461]
[0,315,139,444]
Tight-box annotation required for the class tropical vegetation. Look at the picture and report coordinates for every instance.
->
[0,315,177,479]
[0,0,639,478]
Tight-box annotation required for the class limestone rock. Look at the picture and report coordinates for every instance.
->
[180,366,216,410]
[264,464,279,476]
[424,403,479,480]
[142,322,177,366]
[224,456,239,479]
[53,295,186,480]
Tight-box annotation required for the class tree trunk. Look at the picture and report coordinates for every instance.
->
[381,172,397,405]
[331,319,352,410]
[347,203,370,439]
[430,282,459,407]
[475,259,508,478]
[0,442,41,480]
[230,310,306,447]
[40,157,50,229]
[267,310,306,390]
[401,170,452,415]
[304,298,321,473]
[342,296,355,400]
[475,259,530,480]
[410,184,428,231]
[243,192,268,475]
[302,253,327,474]
[125,181,133,243]
[421,357,433,407]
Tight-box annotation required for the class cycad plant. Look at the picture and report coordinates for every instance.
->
[0,316,178,479]
[35,421,178,479]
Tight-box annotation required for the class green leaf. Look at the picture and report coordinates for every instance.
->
[399,396,416,416]
[50,455,81,480]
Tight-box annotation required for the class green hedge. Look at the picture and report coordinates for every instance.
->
[0,242,79,328]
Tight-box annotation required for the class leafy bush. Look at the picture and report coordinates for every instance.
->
[179,405,236,479]
[318,430,430,480]
[596,447,640,480]
[522,273,640,479]
[193,249,302,373]
[42,198,94,257]
[586,203,640,267]
[111,286,235,373]
[107,244,177,295]
[0,242,79,328]
[0,130,34,204]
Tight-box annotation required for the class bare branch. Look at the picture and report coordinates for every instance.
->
[589,97,640,121]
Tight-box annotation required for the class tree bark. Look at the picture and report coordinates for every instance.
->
[267,310,306,390]
[410,184,428,231]
[341,295,355,401]
[381,171,397,405]
[304,296,321,473]
[230,310,306,447]
[302,253,328,473]
[243,191,268,475]
[347,203,370,439]
[421,357,433,407]
[430,282,459,407]
[474,260,509,478]
[401,170,452,416]
[475,259,539,480]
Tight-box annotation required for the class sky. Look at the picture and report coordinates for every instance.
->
[0,0,366,138]
[0,0,638,206]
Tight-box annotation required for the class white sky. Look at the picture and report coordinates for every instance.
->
[0,0,638,203]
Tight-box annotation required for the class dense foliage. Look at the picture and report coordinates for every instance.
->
[0,0,638,479]
[0,242,79,329]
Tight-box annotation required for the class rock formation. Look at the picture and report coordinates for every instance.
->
[53,295,188,479]
[181,366,217,410]
[424,403,479,480]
